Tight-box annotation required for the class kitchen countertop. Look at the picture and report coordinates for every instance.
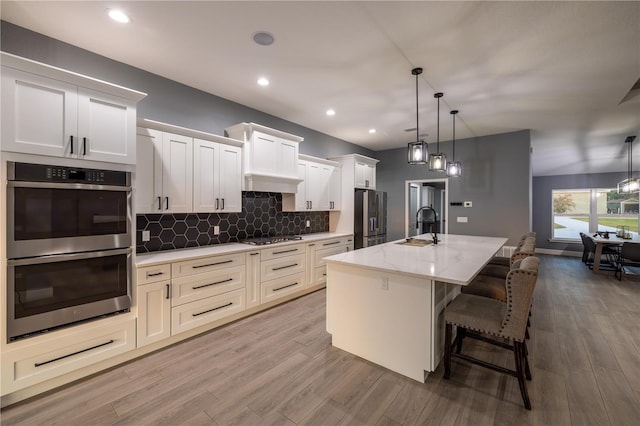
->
[135,232,353,267]
[324,233,507,285]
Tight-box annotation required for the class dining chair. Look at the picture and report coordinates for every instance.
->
[444,256,540,410]
[615,242,640,280]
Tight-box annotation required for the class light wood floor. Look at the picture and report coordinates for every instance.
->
[2,255,639,425]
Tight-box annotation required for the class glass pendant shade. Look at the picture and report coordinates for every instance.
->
[617,136,638,193]
[428,92,446,172]
[447,161,462,177]
[428,153,447,171]
[446,109,462,177]
[408,140,428,164]
[618,178,640,194]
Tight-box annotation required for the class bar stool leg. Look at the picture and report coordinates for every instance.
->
[514,341,532,410]
[444,323,452,379]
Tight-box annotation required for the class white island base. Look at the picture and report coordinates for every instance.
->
[325,234,507,382]
[327,263,456,382]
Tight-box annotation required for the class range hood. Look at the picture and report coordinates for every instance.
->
[225,122,303,194]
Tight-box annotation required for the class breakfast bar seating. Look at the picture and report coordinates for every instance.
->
[444,256,540,410]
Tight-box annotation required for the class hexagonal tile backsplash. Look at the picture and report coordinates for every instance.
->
[136,192,329,253]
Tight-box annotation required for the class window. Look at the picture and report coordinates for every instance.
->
[552,188,639,240]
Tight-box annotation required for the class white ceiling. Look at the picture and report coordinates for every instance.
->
[2,1,639,176]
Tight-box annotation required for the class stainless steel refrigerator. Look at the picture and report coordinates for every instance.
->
[354,189,387,249]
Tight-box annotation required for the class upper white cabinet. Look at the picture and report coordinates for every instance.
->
[328,165,342,210]
[225,123,303,193]
[135,120,243,214]
[355,158,377,189]
[193,138,242,213]
[330,154,379,190]
[282,155,340,212]
[1,53,146,164]
[136,128,193,213]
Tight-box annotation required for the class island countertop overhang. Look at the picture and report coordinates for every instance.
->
[324,234,508,285]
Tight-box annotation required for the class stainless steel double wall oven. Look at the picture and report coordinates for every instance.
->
[6,162,132,341]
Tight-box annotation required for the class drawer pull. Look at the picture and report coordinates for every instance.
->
[322,241,340,246]
[273,282,298,292]
[250,252,260,256]
[272,263,298,271]
[34,340,115,367]
[273,248,298,255]
[192,259,233,269]
[166,284,171,299]
[192,278,233,289]
[146,271,164,278]
[322,273,327,276]
[192,302,233,317]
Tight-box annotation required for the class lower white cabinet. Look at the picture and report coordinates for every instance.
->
[261,273,305,304]
[137,280,171,347]
[1,317,136,394]
[171,289,246,335]
[306,236,354,287]
[245,251,261,309]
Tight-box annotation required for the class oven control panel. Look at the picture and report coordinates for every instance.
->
[9,162,130,186]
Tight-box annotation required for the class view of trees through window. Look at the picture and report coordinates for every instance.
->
[552,188,639,240]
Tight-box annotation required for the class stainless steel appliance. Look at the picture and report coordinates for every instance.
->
[241,235,302,245]
[354,189,387,249]
[6,162,132,341]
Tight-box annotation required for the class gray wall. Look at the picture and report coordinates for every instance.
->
[376,130,532,246]
[532,172,629,251]
[0,21,373,160]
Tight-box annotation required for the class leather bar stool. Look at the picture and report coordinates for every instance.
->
[444,256,540,410]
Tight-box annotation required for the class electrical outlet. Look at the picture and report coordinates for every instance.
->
[464,201,473,207]
[380,277,389,291]
[214,226,220,235]
[142,230,150,242]
[306,220,311,227]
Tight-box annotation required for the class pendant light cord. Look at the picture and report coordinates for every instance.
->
[436,96,440,152]
[452,112,456,160]
[415,73,419,144]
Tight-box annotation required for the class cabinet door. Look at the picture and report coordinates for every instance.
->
[306,162,322,210]
[77,88,136,164]
[217,144,242,212]
[137,281,171,347]
[355,161,376,189]
[193,138,219,212]
[135,128,164,213]
[251,131,277,174]
[245,251,261,308]
[162,132,193,213]
[329,166,342,210]
[1,67,78,158]
[279,139,299,177]
[318,165,332,210]
[295,161,309,211]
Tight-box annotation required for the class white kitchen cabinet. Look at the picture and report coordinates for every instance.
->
[355,159,377,189]
[282,155,339,212]
[137,280,171,348]
[306,236,353,287]
[225,122,303,193]
[328,166,342,210]
[1,54,145,164]
[135,128,193,213]
[193,138,242,213]
[245,251,262,308]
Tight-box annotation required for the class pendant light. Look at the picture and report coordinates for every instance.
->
[407,68,428,164]
[617,135,639,193]
[428,92,447,171]
[446,110,462,177]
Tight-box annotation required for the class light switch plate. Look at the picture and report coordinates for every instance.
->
[464,201,472,207]
[142,230,150,242]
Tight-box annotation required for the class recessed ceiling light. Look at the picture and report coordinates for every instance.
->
[253,31,274,46]
[257,77,270,87]
[326,109,336,116]
[107,9,131,23]
[368,128,376,134]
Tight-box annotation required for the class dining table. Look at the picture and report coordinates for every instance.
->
[590,233,640,274]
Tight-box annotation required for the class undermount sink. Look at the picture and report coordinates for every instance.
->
[395,238,433,247]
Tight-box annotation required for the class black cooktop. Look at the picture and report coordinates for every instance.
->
[241,235,303,246]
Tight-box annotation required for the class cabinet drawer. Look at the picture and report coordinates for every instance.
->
[1,317,136,393]
[172,253,245,278]
[261,273,305,304]
[260,243,305,261]
[171,266,245,307]
[316,237,349,249]
[171,289,245,335]
[136,263,171,285]
[315,245,349,268]
[260,254,305,282]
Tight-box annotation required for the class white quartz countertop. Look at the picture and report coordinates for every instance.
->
[135,232,352,267]
[324,234,507,285]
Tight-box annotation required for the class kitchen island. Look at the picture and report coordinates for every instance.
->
[324,233,507,382]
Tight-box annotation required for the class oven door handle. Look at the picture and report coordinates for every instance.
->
[8,181,131,192]
[8,248,132,266]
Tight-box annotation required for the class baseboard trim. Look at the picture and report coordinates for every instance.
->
[536,248,582,257]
